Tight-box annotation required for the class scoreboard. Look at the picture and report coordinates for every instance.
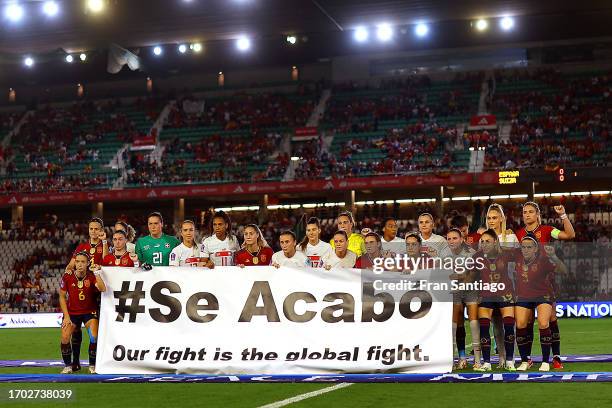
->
[498,170,519,184]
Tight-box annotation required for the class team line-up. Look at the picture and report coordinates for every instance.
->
[59,200,575,374]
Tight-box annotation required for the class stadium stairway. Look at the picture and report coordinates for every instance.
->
[0,110,29,175]
[1,100,162,191]
[109,98,175,189]
[468,149,485,173]
[144,87,316,187]
[498,120,512,143]
[306,88,332,128]
[0,110,29,148]
[477,73,491,114]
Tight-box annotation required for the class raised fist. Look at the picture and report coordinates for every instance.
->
[553,205,566,216]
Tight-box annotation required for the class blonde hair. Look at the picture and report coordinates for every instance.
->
[115,221,136,243]
[486,204,507,243]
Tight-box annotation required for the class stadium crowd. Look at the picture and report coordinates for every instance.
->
[324,75,479,134]
[0,69,608,193]
[126,131,287,185]
[485,68,610,170]
[0,98,161,193]
[166,89,316,131]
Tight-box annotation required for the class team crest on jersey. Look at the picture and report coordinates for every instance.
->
[97,247,103,253]
[261,255,267,262]
[165,243,171,248]
[121,258,128,265]
[144,245,150,250]
[467,237,473,244]
[84,280,91,288]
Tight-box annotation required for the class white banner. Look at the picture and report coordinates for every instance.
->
[0,313,63,328]
[97,267,452,374]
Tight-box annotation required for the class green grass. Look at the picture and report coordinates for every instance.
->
[0,319,610,407]
[291,383,612,408]
[0,383,329,407]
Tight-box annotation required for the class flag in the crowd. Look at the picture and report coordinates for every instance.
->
[107,43,141,74]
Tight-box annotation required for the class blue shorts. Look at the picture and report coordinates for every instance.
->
[69,312,97,327]
[515,301,553,309]
[479,301,514,310]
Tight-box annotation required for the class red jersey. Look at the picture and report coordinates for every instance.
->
[235,247,274,266]
[515,254,555,301]
[102,252,135,267]
[466,232,482,249]
[474,250,515,302]
[355,255,373,269]
[60,272,99,315]
[73,241,105,266]
[515,225,558,243]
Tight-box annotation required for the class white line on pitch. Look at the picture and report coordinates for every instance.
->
[257,383,353,408]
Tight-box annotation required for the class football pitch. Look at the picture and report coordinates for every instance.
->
[0,318,611,408]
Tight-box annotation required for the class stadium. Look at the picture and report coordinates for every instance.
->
[0,0,611,406]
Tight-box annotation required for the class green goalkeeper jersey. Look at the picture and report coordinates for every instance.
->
[135,234,180,266]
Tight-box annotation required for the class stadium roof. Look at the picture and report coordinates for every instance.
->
[1,0,611,87]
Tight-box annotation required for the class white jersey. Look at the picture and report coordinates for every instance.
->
[169,243,201,267]
[439,245,476,260]
[420,233,448,257]
[325,250,357,269]
[499,231,519,248]
[271,250,308,268]
[201,235,241,266]
[381,236,405,254]
[297,240,333,268]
